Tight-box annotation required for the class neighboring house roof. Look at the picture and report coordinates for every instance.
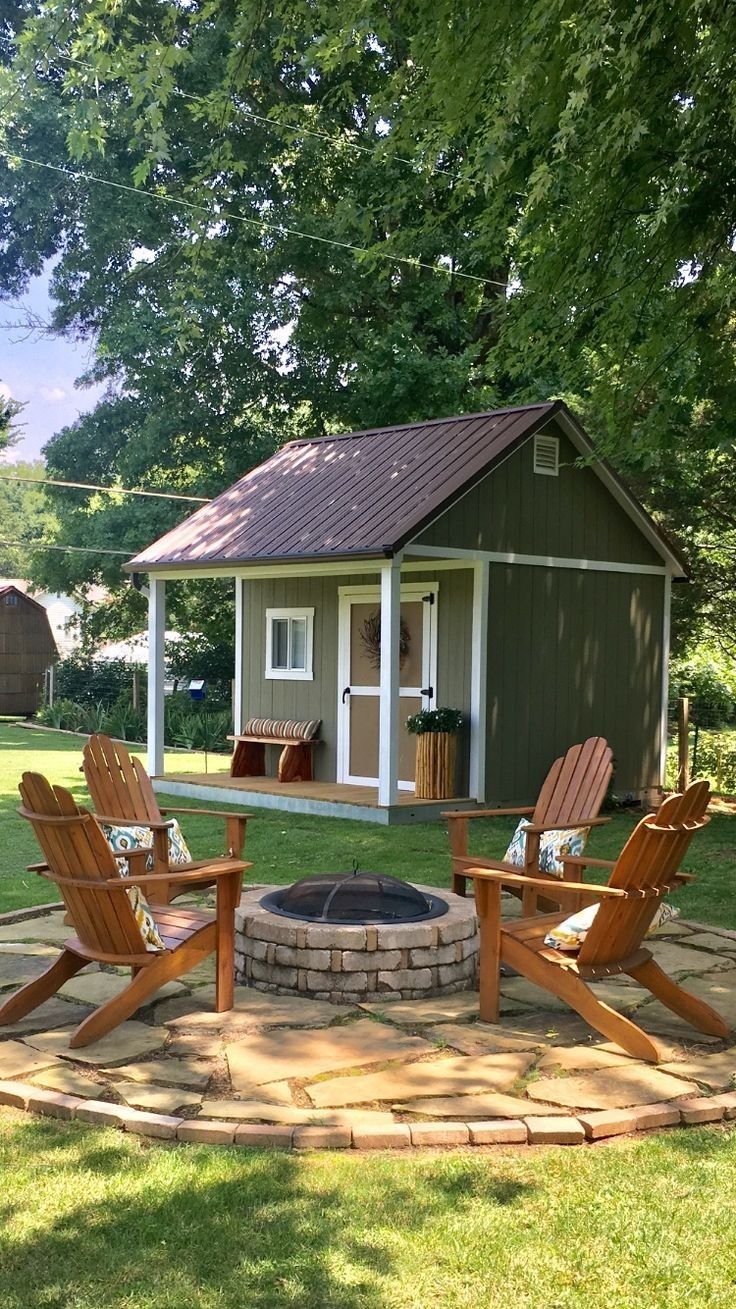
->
[126,401,687,575]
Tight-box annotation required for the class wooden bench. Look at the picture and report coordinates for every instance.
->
[229,718,321,783]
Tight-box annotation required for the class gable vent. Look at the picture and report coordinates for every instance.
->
[533,432,559,476]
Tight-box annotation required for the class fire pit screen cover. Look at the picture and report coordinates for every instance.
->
[261,872,448,925]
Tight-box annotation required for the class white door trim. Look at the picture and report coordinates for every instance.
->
[337,580,439,790]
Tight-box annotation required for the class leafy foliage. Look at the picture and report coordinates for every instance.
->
[0,461,57,577]
[1,3,735,651]
[52,656,137,707]
[37,689,231,752]
[669,646,736,728]
[406,707,463,735]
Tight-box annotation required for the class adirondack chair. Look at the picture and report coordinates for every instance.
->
[0,772,250,1048]
[465,780,730,1062]
[82,734,252,905]
[446,736,613,914]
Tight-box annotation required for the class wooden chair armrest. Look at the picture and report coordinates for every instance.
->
[131,860,250,888]
[38,860,250,891]
[94,814,176,831]
[521,817,610,835]
[561,855,616,869]
[453,854,523,874]
[119,848,151,875]
[463,865,627,898]
[159,807,254,822]
[443,807,534,821]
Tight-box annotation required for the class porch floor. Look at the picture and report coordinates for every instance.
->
[154,770,475,824]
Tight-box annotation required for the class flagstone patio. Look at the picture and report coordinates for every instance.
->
[1,901,736,1148]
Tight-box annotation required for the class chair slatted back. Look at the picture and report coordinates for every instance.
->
[533,736,613,828]
[18,772,145,957]
[576,781,710,968]
[83,733,161,824]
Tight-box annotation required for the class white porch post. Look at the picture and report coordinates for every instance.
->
[147,576,166,777]
[469,560,490,802]
[378,556,401,806]
[659,567,672,788]
[233,577,246,735]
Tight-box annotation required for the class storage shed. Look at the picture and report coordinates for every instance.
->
[0,584,58,716]
[127,400,685,822]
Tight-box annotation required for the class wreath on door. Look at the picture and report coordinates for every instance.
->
[359,609,411,670]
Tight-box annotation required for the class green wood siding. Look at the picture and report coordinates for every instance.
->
[485,565,665,801]
[241,569,473,788]
[415,423,663,567]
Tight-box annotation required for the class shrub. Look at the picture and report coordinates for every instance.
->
[406,707,464,734]
[53,657,139,708]
[37,693,231,752]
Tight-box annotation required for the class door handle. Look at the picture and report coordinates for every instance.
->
[420,686,434,698]
[342,686,351,703]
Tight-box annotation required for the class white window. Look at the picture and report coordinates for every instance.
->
[533,432,560,476]
[265,608,314,680]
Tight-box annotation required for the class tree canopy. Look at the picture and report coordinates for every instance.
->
[0,1,734,651]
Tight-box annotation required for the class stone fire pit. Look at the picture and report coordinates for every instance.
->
[235,881,479,1003]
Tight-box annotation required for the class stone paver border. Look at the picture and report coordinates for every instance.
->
[1,1077,735,1148]
[2,905,736,1150]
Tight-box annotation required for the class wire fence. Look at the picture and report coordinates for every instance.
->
[666,696,736,794]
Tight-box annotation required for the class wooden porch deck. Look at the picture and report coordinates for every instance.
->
[154,771,475,825]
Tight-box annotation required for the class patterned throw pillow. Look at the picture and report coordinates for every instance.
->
[504,819,588,877]
[99,823,164,952]
[165,819,193,866]
[125,882,165,952]
[101,819,193,868]
[544,901,681,952]
[101,820,193,953]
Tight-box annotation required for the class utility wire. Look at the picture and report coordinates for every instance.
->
[1,148,504,290]
[50,50,461,182]
[0,472,211,503]
[0,538,131,556]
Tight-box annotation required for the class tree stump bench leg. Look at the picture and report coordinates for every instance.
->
[230,740,265,778]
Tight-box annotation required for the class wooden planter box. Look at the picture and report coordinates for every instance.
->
[414,731,457,800]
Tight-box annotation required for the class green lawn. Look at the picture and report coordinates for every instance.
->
[0,1111,735,1309]
[2,721,735,927]
[2,721,736,1308]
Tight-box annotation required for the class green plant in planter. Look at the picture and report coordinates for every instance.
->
[406,707,464,734]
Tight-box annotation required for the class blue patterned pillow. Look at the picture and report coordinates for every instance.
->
[98,824,164,951]
[102,819,192,869]
[504,819,587,877]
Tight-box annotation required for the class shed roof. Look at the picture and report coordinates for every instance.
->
[0,583,48,616]
[127,401,686,574]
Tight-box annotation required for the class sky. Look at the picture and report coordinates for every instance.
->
[0,264,105,465]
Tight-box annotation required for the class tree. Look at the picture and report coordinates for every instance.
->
[0,458,55,577]
[0,2,734,652]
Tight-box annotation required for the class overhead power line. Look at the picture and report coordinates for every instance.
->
[1,148,504,291]
[0,472,211,503]
[0,538,131,556]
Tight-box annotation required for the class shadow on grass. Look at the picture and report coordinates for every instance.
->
[0,1117,535,1309]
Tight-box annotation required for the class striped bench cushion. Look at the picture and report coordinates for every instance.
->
[242,717,321,742]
